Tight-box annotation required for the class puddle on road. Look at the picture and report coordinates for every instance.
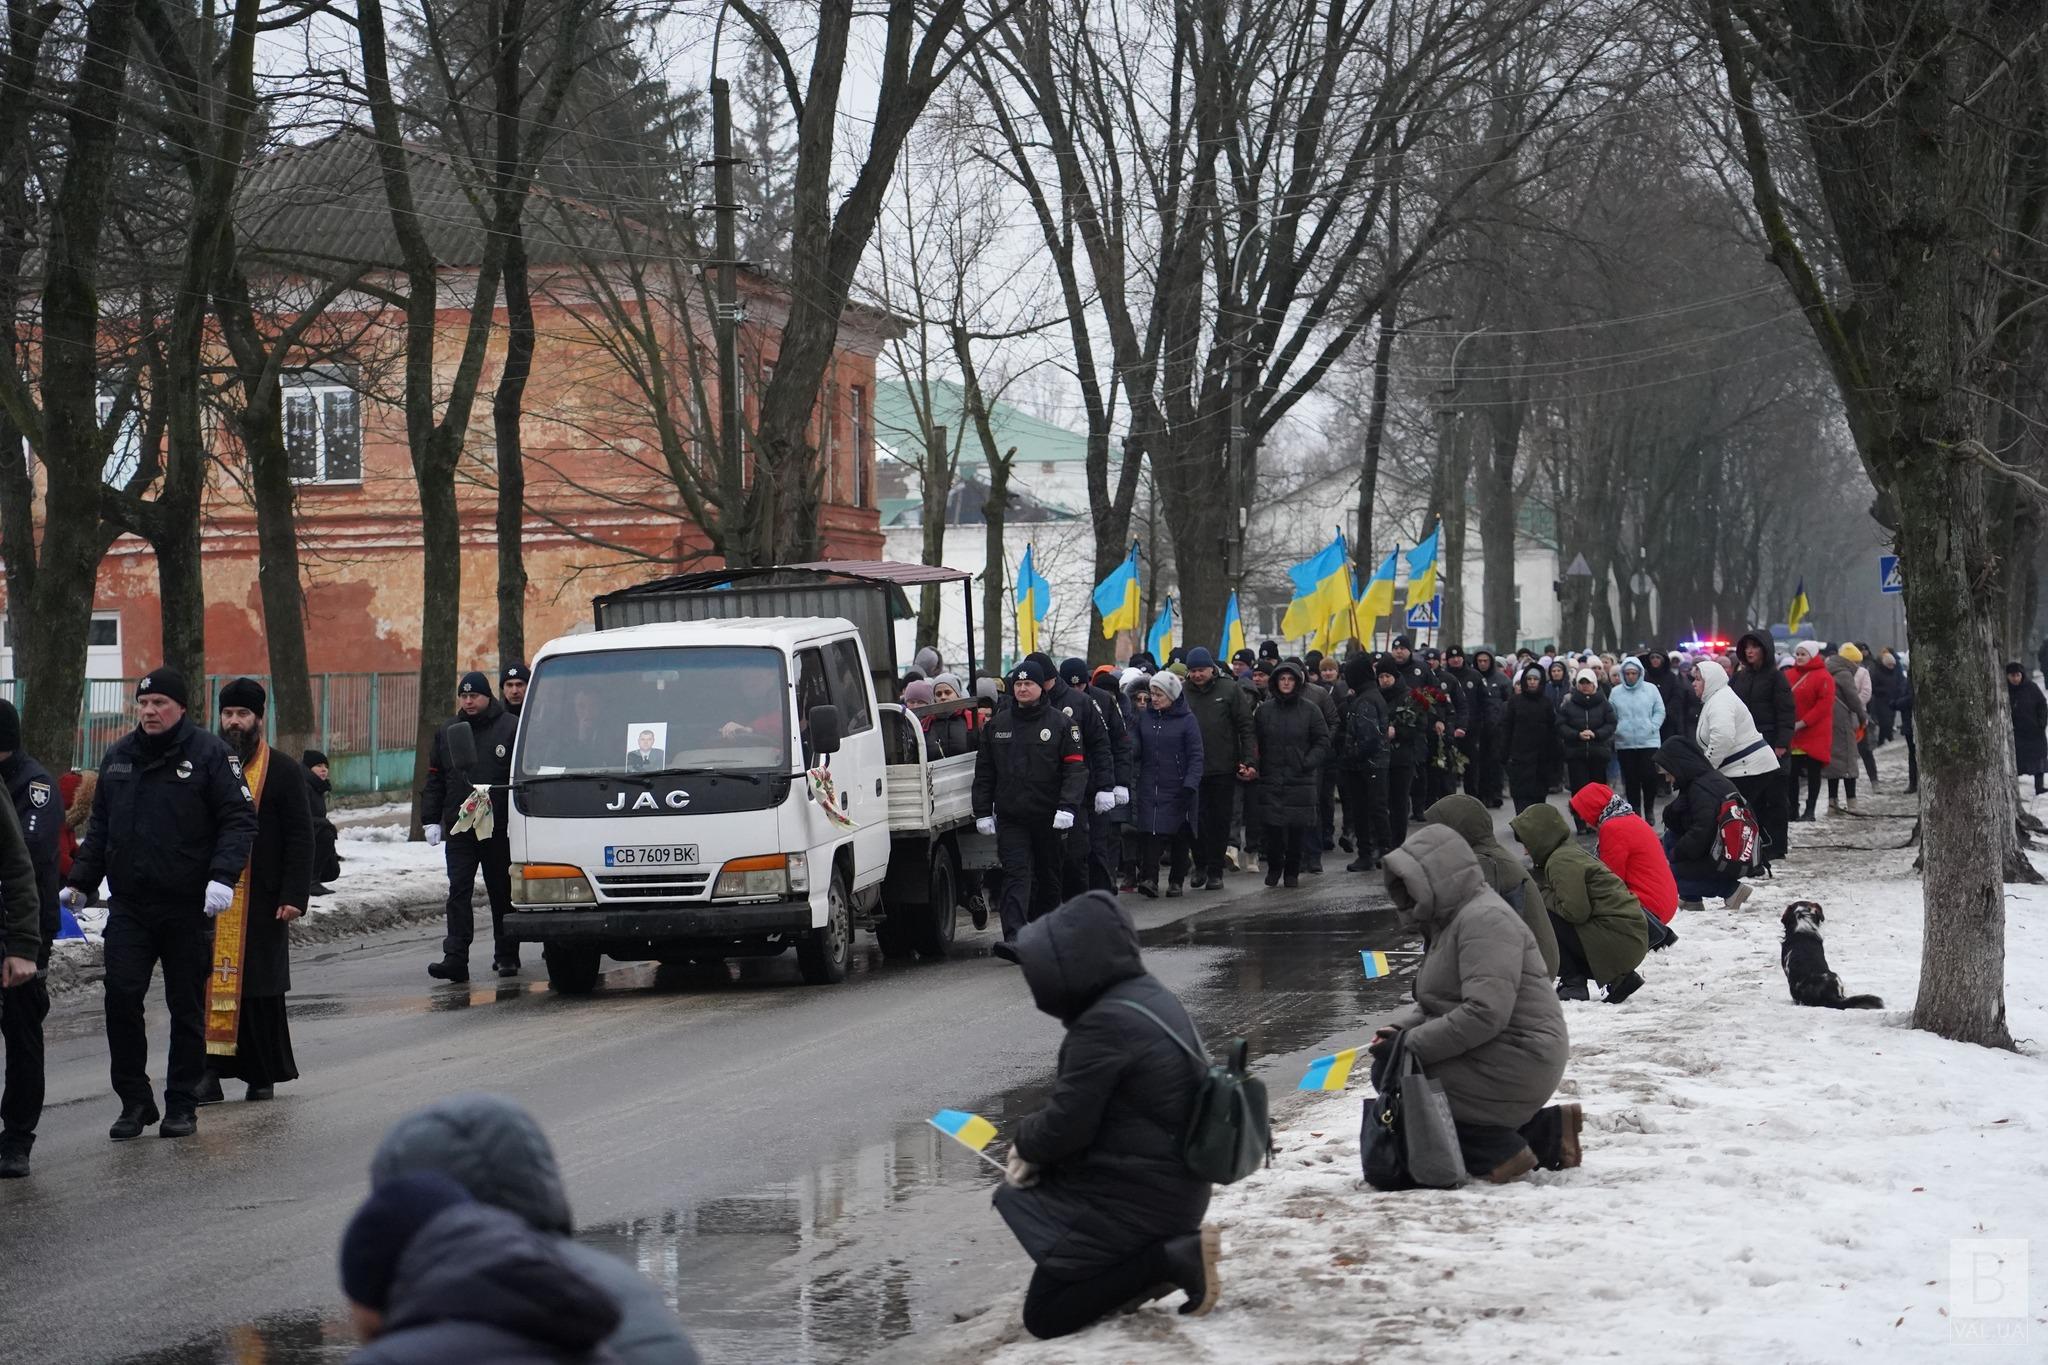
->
[110,893,1410,1365]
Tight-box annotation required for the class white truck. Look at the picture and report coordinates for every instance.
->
[498,611,989,992]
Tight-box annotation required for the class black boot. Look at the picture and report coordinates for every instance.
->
[1165,881,1184,898]
[1264,865,1281,887]
[427,956,470,983]
[1556,978,1590,1002]
[245,1084,275,1102]
[1162,1225,1223,1317]
[493,957,521,979]
[1604,970,1645,1005]
[158,1106,198,1139]
[0,1131,32,1178]
[194,1071,225,1106]
[109,1099,160,1141]
[1282,871,1301,889]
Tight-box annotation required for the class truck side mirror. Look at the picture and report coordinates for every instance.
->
[808,704,843,755]
[446,719,477,770]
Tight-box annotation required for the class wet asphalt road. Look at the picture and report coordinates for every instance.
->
[0,862,1411,1365]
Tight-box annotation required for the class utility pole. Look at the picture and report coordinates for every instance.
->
[707,78,745,540]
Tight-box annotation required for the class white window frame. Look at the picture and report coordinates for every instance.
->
[284,373,363,486]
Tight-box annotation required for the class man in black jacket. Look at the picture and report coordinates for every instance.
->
[1655,736,1753,910]
[0,699,49,1176]
[1062,658,1132,893]
[973,660,1088,940]
[1030,655,1114,897]
[421,671,521,983]
[1468,650,1510,807]
[64,668,259,1141]
[1182,648,1256,889]
[1729,632,1795,862]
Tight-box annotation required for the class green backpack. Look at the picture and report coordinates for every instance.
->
[1117,999,1272,1184]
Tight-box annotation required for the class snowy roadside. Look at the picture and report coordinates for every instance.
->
[875,748,2048,1365]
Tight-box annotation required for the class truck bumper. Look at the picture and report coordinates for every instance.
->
[504,902,813,941]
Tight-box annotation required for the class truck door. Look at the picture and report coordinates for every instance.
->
[822,636,889,886]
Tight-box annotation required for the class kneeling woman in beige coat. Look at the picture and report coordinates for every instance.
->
[1375,824,1582,1183]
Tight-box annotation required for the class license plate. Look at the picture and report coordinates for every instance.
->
[603,845,698,867]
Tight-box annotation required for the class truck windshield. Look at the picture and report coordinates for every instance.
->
[515,646,791,778]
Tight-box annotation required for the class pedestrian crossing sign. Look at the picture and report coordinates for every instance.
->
[1879,555,1903,595]
[1406,596,1440,628]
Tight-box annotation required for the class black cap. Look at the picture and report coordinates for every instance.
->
[500,662,529,684]
[458,671,492,698]
[1257,639,1281,659]
[1010,658,1050,687]
[0,699,17,752]
[1231,648,1256,666]
[1059,657,1091,689]
[302,748,329,769]
[136,667,189,709]
[1392,635,1412,650]
[218,677,267,716]
[340,1172,473,1311]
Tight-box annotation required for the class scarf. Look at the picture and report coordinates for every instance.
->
[1600,790,1636,824]
[205,742,271,1056]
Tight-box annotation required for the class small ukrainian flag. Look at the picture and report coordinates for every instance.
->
[929,1108,998,1153]
[1298,1048,1360,1092]
[1361,950,1391,980]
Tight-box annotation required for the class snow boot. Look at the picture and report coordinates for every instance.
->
[158,1106,198,1139]
[109,1100,160,1141]
[1345,855,1374,873]
[427,956,470,983]
[1165,881,1185,898]
[1604,970,1645,1005]
[1556,978,1591,1002]
[1725,885,1753,910]
[1165,1224,1223,1317]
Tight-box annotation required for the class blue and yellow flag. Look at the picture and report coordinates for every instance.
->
[1092,543,1142,639]
[930,1108,998,1152]
[1145,595,1175,662]
[1787,578,1810,635]
[1015,544,1051,657]
[1219,591,1245,661]
[1280,533,1353,642]
[1299,1048,1360,1092]
[1356,547,1399,637]
[1361,950,1392,980]
[1406,524,1441,606]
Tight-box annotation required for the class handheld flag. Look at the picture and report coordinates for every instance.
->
[929,1109,1005,1171]
[1220,591,1246,660]
[1146,595,1176,663]
[1406,523,1441,606]
[1361,950,1391,979]
[1015,544,1051,657]
[1092,543,1142,640]
[1280,532,1353,643]
[1299,1048,1360,1092]
[57,903,87,941]
[1356,548,1399,637]
[1787,578,1810,634]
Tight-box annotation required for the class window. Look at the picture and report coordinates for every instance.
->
[515,646,790,776]
[821,383,837,502]
[284,371,362,484]
[825,638,873,734]
[796,646,829,762]
[95,394,142,486]
[851,386,869,508]
[88,616,119,647]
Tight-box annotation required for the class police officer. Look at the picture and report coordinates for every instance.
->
[422,671,520,983]
[500,662,529,717]
[1060,657,1131,891]
[972,660,1086,941]
[1027,654,1112,897]
[0,700,51,1176]
[63,669,259,1141]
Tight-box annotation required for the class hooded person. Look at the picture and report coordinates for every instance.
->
[1654,736,1752,910]
[1692,658,1784,870]
[994,893,1220,1337]
[2009,661,2048,795]
[367,1099,697,1362]
[1730,631,1797,756]
[1786,640,1837,821]
[1128,670,1204,897]
[1608,658,1667,822]
[912,646,944,681]
[1509,803,1649,1004]
[1252,661,1331,888]
[1335,655,1391,871]
[1422,794,1559,976]
[1868,646,1903,743]
[340,1169,626,1365]
[1823,648,1870,810]
[1640,649,1695,743]
[1567,783,1679,952]
[301,748,342,892]
[1498,664,1562,814]
[1373,827,1578,1184]
[1555,668,1619,823]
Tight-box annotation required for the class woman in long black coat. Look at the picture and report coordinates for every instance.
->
[1129,672,1204,895]
[206,747,314,1099]
[2008,662,2048,794]
[1253,661,1331,887]
[1499,665,1563,814]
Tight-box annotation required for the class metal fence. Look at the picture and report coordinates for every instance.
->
[0,673,422,796]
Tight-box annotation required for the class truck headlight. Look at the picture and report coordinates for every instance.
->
[514,863,595,905]
[712,854,794,900]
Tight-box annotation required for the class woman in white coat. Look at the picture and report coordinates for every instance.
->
[1692,659,1782,873]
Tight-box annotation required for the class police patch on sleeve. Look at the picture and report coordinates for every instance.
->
[27,780,51,808]
[1070,726,1082,744]
[1039,728,1051,741]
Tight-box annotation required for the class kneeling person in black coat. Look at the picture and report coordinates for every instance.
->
[996,891,1220,1338]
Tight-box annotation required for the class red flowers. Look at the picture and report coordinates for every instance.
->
[1413,684,1448,712]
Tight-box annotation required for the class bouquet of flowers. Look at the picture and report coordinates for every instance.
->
[1411,684,1467,775]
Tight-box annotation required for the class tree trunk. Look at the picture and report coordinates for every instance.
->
[411,451,464,821]
[1435,417,1472,645]
[1352,317,1397,639]
[494,227,533,667]
[982,470,1009,673]
[154,519,207,686]
[1478,380,1524,650]
[915,424,951,649]
[242,391,317,758]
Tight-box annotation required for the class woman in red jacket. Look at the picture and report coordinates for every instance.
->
[1787,641,1836,821]
[1568,782,1678,949]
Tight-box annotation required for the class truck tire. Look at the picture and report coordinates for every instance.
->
[544,945,603,995]
[913,844,959,959]
[797,870,854,984]
[874,910,917,960]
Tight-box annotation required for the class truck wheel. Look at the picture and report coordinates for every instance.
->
[797,870,853,984]
[913,845,958,959]
[544,945,603,995]
[874,911,917,960]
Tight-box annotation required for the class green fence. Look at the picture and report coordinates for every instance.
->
[0,672,422,796]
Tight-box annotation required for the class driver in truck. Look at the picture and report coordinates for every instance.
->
[973,659,1088,942]
[718,671,788,742]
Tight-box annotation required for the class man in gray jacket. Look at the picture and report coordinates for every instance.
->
[369,1094,700,1365]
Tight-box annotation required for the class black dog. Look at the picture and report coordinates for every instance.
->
[1780,902,1884,1010]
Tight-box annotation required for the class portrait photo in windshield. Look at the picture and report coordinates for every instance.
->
[516,647,791,777]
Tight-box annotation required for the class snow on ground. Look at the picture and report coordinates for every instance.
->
[912,747,2048,1365]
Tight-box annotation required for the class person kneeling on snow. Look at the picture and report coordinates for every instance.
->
[1567,783,1678,952]
[996,891,1221,1337]
[1654,736,1754,911]
[1509,803,1649,1004]
[1372,826,1581,1183]
[1422,793,1560,977]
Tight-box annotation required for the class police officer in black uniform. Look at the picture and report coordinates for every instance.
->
[973,660,1086,941]
[63,668,259,1141]
[1026,653,1112,897]
[0,699,51,1176]
[500,661,529,717]
[422,671,521,983]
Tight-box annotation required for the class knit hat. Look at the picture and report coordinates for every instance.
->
[1342,655,1373,691]
[1376,654,1399,680]
[1010,658,1050,688]
[913,646,943,677]
[902,679,935,705]
[458,670,492,697]
[1838,643,1864,664]
[302,748,330,769]
[1231,648,1256,667]
[1184,646,1216,671]
[340,1171,473,1311]
[1258,639,1281,660]
[1575,667,1600,686]
[500,662,529,685]
[932,672,965,695]
[1792,641,1821,662]
[1392,635,1413,650]
[1149,672,1184,704]
[136,667,189,709]
[1059,657,1091,689]
[218,677,267,716]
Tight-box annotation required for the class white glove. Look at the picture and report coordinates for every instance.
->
[59,886,84,910]
[1052,810,1075,831]
[1093,791,1117,815]
[1004,1150,1040,1189]
[203,881,235,917]
[975,816,996,836]
[424,824,443,847]
[1113,786,1130,806]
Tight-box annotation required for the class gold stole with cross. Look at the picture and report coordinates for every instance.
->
[205,742,271,1056]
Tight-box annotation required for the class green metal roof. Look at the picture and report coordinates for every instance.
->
[872,379,1090,469]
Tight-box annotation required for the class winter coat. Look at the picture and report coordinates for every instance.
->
[1510,803,1648,985]
[1423,794,1560,976]
[1380,825,1569,1128]
[1543,668,1572,713]
[1641,654,1696,741]
[1609,665,1666,750]
[1184,672,1257,776]
[2012,676,2048,777]
[1304,681,1341,763]
[924,705,979,760]
[1130,696,1204,836]
[235,748,314,996]
[1443,664,1486,734]
[1336,687,1390,774]
[368,1095,702,1365]
[1729,633,1797,749]
[1470,654,1511,729]
[307,769,342,884]
[1088,681,1136,795]
[1380,679,1429,767]
[1046,678,1116,799]
[1568,783,1678,923]
[1824,655,1869,780]
[1,751,60,967]
[1869,656,1902,715]
[421,701,520,831]
[347,1202,623,1365]
[1253,666,1332,827]
[1500,670,1563,783]
[1656,736,1741,884]
[71,717,261,908]
[0,784,39,968]
[1554,690,1618,766]
[972,698,1088,822]
[994,892,1210,1276]
[1693,660,1780,778]
[1788,654,1837,767]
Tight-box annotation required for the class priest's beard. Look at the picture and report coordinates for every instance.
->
[219,721,261,764]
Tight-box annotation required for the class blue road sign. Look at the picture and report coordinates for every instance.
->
[1406,596,1440,629]
[1879,555,1903,595]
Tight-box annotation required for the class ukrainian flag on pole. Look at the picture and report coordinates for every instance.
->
[1406,523,1441,606]
[1787,578,1810,634]
[1092,542,1142,639]
[1146,595,1175,662]
[1219,591,1246,660]
[1015,544,1050,657]
[1355,547,1399,638]
[1280,532,1352,642]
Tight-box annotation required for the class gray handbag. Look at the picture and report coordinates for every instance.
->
[1361,1030,1467,1190]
